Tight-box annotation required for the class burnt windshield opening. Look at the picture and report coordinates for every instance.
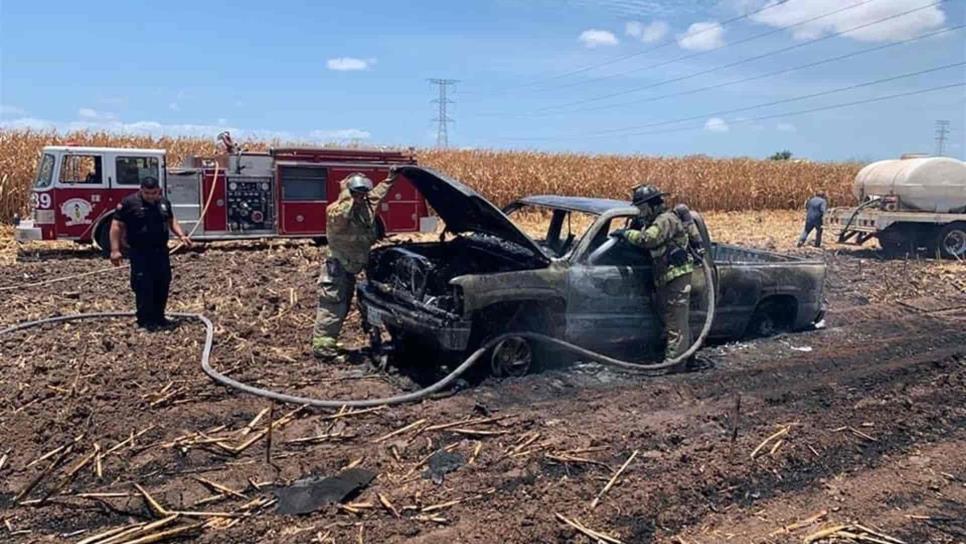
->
[503,204,598,258]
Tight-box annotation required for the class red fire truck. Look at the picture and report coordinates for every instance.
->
[14,135,437,254]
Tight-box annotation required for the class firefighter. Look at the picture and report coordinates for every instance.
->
[312,171,397,360]
[797,191,828,247]
[612,185,699,368]
[109,176,192,330]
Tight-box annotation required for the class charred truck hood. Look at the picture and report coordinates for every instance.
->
[396,166,549,265]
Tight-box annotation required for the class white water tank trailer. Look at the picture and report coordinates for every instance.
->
[828,155,966,258]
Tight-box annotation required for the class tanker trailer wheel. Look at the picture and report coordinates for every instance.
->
[938,222,966,259]
[489,336,534,378]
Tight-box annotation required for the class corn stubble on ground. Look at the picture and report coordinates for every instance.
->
[1,129,964,542]
[1,209,964,543]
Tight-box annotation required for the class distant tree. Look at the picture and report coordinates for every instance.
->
[768,150,793,161]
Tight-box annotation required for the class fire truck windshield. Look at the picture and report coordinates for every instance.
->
[34,153,55,188]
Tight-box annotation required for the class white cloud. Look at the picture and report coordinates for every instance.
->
[626,21,643,37]
[310,128,371,141]
[640,20,670,43]
[746,0,947,42]
[0,117,56,130]
[678,21,725,50]
[1,113,371,144]
[705,117,729,133]
[627,20,670,42]
[78,108,117,121]
[168,102,180,112]
[777,122,797,132]
[326,57,375,71]
[0,104,28,118]
[578,29,619,48]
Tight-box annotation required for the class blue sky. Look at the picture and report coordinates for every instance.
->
[1,0,963,160]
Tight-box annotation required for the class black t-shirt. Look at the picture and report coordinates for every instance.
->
[115,193,173,249]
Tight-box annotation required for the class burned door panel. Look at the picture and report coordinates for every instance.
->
[712,266,763,337]
[565,263,661,356]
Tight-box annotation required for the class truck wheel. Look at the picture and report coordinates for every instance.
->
[745,297,796,338]
[471,302,564,378]
[489,336,534,377]
[937,223,966,259]
[94,221,112,258]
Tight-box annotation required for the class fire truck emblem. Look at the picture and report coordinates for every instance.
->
[60,198,94,226]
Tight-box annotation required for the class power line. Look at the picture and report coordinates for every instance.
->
[935,120,950,155]
[461,0,801,97]
[501,62,966,141]
[530,0,945,113]
[429,78,458,148]
[506,24,964,118]
[547,0,881,94]
[499,82,965,142]
[619,82,966,139]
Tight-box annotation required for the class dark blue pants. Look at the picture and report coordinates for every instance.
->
[129,247,171,327]
[799,217,823,247]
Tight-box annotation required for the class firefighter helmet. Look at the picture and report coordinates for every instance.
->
[631,184,665,206]
[346,173,374,194]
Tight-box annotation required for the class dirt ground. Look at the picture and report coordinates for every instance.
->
[1,213,964,544]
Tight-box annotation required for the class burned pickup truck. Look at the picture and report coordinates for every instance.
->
[357,166,826,375]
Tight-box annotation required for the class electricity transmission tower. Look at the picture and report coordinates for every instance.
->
[934,120,950,156]
[429,79,458,148]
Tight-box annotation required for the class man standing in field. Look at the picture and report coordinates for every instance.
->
[312,171,397,360]
[110,176,192,330]
[613,185,699,370]
[798,191,828,248]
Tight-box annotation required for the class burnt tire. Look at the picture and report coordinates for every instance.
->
[470,302,565,378]
[745,298,795,339]
[487,335,535,378]
[937,222,966,259]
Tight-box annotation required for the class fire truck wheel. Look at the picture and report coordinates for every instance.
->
[94,221,113,258]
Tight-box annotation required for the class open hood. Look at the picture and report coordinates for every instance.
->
[397,166,549,263]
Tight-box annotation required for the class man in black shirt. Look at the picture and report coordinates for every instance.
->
[110,176,192,330]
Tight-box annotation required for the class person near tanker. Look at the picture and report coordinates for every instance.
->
[109,176,192,330]
[312,170,398,360]
[611,184,702,370]
[798,191,828,248]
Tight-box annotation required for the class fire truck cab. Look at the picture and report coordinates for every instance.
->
[16,143,436,254]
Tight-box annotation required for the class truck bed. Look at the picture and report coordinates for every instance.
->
[711,243,813,264]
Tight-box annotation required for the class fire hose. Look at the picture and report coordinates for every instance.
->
[0,251,716,408]
[836,196,882,243]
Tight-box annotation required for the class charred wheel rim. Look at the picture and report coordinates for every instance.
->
[942,229,966,257]
[490,337,533,377]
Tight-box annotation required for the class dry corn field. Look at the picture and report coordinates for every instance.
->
[0,129,861,219]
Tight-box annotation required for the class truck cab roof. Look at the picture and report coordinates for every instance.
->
[508,195,634,216]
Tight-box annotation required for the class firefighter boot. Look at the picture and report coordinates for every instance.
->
[312,336,346,363]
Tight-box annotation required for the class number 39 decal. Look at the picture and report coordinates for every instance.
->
[31,193,52,209]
